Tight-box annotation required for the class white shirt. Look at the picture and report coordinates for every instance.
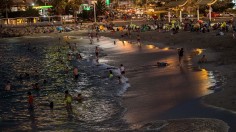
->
[120,66,125,72]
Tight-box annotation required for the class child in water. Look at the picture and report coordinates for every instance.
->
[64,90,72,111]
[75,93,83,103]
[5,81,11,91]
[73,67,79,79]
[109,70,113,78]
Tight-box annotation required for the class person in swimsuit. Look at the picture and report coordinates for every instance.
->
[64,90,72,112]
[120,64,125,75]
[73,67,79,79]
[28,91,34,109]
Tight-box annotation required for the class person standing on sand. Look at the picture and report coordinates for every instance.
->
[120,64,125,75]
[137,34,141,44]
[95,46,99,59]
[178,48,184,66]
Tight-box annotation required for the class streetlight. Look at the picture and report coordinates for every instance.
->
[5,0,8,24]
[32,3,35,6]
[91,1,97,23]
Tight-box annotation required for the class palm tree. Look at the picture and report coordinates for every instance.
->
[51,0,67,15]
[67,0,82,22]
[95,0,108,16]
[0,0,13,18]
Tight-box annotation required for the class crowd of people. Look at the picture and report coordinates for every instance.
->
[3,34,127,115]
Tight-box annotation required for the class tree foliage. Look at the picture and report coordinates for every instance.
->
[95,0,108,16]
[8,8,39,18]
[51,0,67,15]
[212,0,235,12]
[0,0,13,13]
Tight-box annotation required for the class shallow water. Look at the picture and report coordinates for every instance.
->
[0,35,129,131]
[0,33,230,131]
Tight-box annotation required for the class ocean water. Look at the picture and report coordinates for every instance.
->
[0,35,130,131]
[0,33,228,131]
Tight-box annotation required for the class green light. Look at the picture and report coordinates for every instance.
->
[106,0,110,5]
[33,6,53,9]
[81,4,91,10]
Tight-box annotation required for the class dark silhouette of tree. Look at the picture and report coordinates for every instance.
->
[51,0,67,15]
[212,0,235,12]
[95,0,108,16]
[36,0,45,6]
[0,0,13,17]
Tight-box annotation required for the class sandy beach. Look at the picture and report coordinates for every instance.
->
[99,29,236,111]
[1,22,236,131]
[96,26,236,131]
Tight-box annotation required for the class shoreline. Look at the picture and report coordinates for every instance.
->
[96,29,236,131]
[98,30,236,112]
[1,29,234,131]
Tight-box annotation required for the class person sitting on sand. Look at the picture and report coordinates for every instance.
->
[5,81,11,91]
[198,55,207,63]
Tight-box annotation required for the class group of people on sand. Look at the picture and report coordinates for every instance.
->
[177,48,207,67]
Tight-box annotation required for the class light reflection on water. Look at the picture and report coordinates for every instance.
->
[0,37,127,131]
[0,35,224,131]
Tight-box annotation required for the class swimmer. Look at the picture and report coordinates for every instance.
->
[109,70,113,78]
[33,83,40,90]
[68,53,72,61]
[77,53,82,60]
[73,67,79,79]
[50,101,54,110]
[75,93,83,103]
[28,91,34,109]
[5,81,11,91]
[64,90,72,111]
[118,76,122,84]
[43,79,47,84]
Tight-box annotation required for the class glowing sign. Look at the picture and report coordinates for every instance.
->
[33,6,53,9]
[106,0,110,5]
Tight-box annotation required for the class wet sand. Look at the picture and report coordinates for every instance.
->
[97,29,236,131]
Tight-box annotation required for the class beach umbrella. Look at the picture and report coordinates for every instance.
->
[171,20,176,24]
[197,20,203,23]
[56,26,63,31]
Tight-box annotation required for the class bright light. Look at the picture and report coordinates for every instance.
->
[32,3,35,6]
